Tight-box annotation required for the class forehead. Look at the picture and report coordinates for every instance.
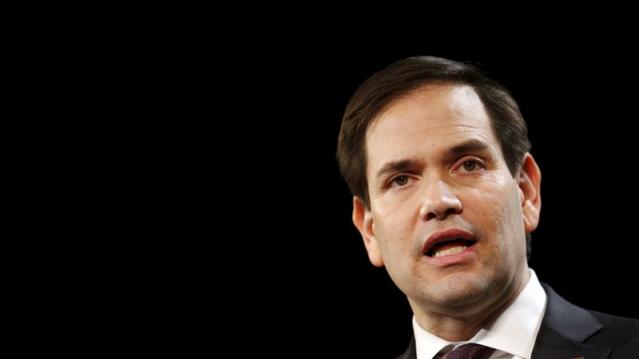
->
[366,84,500,171]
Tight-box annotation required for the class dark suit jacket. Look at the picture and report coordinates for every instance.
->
[397,285,639,359]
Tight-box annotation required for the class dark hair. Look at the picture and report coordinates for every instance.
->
[336,56,533,257]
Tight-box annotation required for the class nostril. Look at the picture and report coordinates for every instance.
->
[424,212,437,221]
[423,207,462,221]
[444,207,461,217]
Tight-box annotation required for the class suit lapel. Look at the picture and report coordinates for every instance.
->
[531,285,611,359]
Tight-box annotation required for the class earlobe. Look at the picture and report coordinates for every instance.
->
[518,153,542,233]
[352,196,384,267]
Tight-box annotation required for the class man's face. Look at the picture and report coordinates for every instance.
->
[353,84,541,315]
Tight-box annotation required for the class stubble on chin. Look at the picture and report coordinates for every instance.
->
[412,269,507,316]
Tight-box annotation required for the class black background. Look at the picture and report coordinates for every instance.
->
[112,32,639,356]
[31,15,639,357]
[222,42,639,357]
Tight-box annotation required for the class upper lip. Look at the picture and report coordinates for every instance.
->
[422,228,477,256]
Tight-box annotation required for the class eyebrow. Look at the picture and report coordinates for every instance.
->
[375,159,421,183]
[448,139,491,158]
[374,139,491,182]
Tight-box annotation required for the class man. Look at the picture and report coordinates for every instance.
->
[336,56,638,359]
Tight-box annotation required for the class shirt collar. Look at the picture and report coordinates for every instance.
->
[413,269,547,359]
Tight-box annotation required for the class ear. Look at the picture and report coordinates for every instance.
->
[518,153,542,233]
[352,196,384,267]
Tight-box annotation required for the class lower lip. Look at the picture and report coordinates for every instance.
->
[424,244,477,266]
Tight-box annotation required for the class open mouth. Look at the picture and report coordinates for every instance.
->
[425,238,478,258]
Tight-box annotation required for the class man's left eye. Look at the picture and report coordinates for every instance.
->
[461,160,480,171]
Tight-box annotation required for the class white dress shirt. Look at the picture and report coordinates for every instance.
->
[413,269,547,359]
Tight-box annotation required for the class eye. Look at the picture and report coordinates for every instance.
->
[390,175,410,187]
[459,159,485,173]
[462,160,479,171]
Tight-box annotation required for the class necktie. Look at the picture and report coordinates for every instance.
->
[434,343,496,359]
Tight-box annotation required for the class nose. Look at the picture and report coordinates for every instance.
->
[419,180,463,221]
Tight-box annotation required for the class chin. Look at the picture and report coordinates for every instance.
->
[422,272,496,308]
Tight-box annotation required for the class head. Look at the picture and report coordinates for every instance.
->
[336,57,541,317]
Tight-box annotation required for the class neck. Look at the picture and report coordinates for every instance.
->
[411,269,530,342]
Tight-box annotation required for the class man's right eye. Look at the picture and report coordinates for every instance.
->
[390,175,409,187]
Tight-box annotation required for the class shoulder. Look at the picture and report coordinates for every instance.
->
[539,283,639,357]
[589,309,639,331]
[588,310,639,355]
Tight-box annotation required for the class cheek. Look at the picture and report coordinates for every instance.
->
[493,198,527,264]
[373,215,411,255]
[373,197,419,238]
[467,184,524,250]
[372,206,419,263]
